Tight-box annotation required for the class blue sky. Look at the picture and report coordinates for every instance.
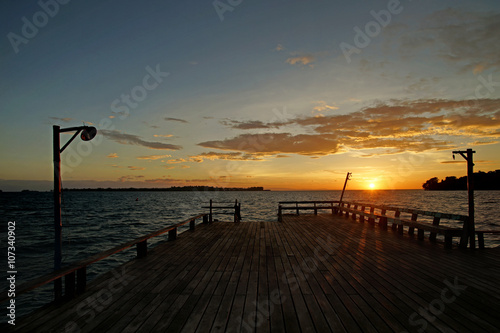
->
[1,0,500,191]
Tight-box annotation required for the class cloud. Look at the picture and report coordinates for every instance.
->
[166,158,188,164]
[398,9,500,73]
[189,152,265,162]
[220,119,284,130]
[128,166,146,171]
[50,117,72,123]
[275,44,284,51]
[100,130,182,150]
[181,165,190,169]
[164,117,188,123]
[199,133,339,156]
[286,55,315,66]
[200,98,500,156]
[137,154,172,160]
[118,175,145,182]
[143,121,160,129]
[312,101,339,117]
[163,166,176,170]
[153,134,174,138]
[107,153,119,158]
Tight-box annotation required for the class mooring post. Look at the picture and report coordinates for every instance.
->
[209,199,213,223]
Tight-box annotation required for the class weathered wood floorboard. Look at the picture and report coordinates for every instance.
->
[5,214,500,333]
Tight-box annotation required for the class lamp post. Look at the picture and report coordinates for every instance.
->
[339,172,352,205]
[452,149,476,249]
[53,125,96,297]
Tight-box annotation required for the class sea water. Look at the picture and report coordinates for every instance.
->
[1,190,499,320]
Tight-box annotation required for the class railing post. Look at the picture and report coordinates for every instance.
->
[409,213,417,235]
[368,207,375,224]
[296,202,299,215]
[380,209,387,230]
[203,214,208,224]
[429,216,440,242]
[278,205,283,222]
[314,202,317,215]
[169,227,177,241]
[209,199,213,223]
[77,267,86,294]
[54,278,62,301]
[345,203,350,218]
[65,272,76,299]
[392,211,400,230]
[190,218,195,231]
[234,199,241,222]
[352,205,357,221]
[360,206,365,223]
[137,240,147,258]
[478,232,485,249]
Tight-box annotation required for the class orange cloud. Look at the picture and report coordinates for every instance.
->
[107,153,119,158]
[286,55,315,66]
[137,154,172,160]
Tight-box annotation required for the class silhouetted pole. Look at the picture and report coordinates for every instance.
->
[52,125,97,298]
[339,172,352,205]
[53,126,63,298]
[453,149,476,249]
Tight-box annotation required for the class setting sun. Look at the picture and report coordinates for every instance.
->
[369,183,376,189]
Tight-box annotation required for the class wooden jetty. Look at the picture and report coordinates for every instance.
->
[3,201,500,332]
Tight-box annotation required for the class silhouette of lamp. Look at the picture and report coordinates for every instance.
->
[53,125,96,297]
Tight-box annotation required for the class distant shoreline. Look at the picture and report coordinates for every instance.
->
[59,186,269,192]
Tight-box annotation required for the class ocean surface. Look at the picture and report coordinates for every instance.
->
[1,189,499,320]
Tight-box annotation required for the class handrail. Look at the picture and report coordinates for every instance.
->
[277,200,475,248]
[202,199,241,222]
[0,213,209,304]
[278,201,341,221]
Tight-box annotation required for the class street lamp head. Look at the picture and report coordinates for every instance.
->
[81,126,97,141]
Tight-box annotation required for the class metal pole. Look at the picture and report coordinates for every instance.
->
[53,125,62,269]
[339,172,351,205]
[453,149,476,249]
[466,149,475,249]
[53,125,62,299]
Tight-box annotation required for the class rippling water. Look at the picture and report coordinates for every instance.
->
[1,190,499,319]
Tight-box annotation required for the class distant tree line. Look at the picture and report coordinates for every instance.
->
[62,186,267,192]
[422,170,500,190]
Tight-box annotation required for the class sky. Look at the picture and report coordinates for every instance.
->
[1,0,500,191]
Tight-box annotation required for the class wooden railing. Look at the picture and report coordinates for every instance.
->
[277,200,498,249]
[202,199,241,223]
[337,201,469,249]
[0,213,209,304]
[278,201,340,221]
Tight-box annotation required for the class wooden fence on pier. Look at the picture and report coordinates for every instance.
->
[278,200,499,249]
[0,200,242,305]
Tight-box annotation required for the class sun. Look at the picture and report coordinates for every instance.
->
[369,183,376,189]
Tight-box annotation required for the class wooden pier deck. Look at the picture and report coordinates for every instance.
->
[9,214,500,332]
